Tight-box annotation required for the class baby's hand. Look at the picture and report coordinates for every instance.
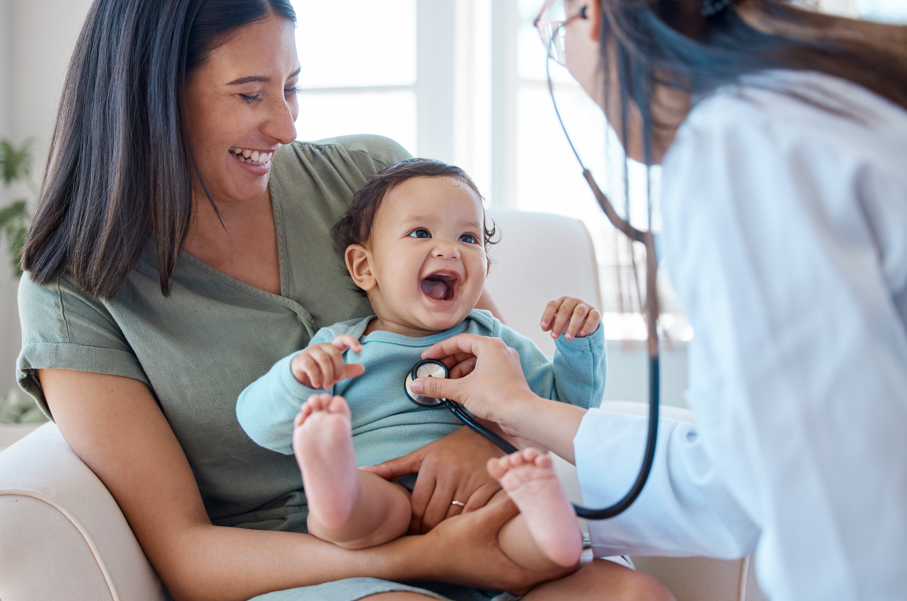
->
[540,296,601,340]
[290,334,365,389]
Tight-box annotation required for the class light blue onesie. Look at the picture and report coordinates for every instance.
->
[237,309,605,468]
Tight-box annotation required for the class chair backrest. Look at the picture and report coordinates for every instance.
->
[484,208,602,356]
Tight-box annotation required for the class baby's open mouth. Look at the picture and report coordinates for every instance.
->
[420,272,459,302]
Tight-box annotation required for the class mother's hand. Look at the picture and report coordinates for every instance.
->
[361,426,505,534]
[415,497,576,592]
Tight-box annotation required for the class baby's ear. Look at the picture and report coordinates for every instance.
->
[345,244,376,292]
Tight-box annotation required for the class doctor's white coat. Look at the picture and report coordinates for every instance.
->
[576,71,907,601]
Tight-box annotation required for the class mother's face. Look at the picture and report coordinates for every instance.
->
[184,14,300,206]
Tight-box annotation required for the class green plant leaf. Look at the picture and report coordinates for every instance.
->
[0,200,28,228]
[0,138,34,186]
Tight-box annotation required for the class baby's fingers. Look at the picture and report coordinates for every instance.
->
[308,347,340,388]
[290,352,322,388]
[578,309,601,337]
[539,299,563,333]
[331,334,362,354]
[563,303,591,340]
[340,363,366,381]
[549,297,581,338]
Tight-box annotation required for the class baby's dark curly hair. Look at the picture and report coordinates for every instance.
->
[332,158,498,257]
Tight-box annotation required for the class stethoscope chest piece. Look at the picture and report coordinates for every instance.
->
[404,359,449,407]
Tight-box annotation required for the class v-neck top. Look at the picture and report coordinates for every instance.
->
[16,135,410,526]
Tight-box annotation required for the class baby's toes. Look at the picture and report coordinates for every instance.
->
[533,453,553,469]
[506,452,529,468]
[486,456,510,481]
[326,395,352,418]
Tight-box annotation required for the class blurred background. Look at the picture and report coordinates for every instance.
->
[0,0,904,407]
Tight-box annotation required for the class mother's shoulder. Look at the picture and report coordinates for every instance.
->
[286,134,412,172]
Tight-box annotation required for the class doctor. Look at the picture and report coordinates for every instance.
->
[405,0,907,599]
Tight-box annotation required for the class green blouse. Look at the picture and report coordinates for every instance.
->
[16,136,515,600]
[16,135,408,528]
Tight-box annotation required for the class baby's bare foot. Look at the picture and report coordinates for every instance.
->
[293,394,357,529]
[487,448,583,567]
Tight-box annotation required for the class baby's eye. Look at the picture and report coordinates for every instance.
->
[408,228,431,239]
[459,233,478,244]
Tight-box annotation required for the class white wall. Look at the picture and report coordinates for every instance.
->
[0,0,93,395]
[0,0,18,397]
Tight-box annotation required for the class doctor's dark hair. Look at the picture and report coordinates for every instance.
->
[333,159,499,256]
[596,0,907,166]
[20,0,296,300]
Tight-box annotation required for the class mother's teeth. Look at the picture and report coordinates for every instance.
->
[231,148,274,165]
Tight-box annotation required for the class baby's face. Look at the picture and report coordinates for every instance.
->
[363,176,489,336]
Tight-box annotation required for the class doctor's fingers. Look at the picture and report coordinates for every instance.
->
[421,333,506,362]
[448,356,477,379]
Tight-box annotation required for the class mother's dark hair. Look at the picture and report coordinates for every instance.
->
[599,0,907,164]
[21,0,296,299]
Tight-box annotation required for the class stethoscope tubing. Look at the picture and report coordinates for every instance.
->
[406,358,659,519]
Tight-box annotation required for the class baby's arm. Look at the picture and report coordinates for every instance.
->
[499,297,606,410]
[236,331,363,454]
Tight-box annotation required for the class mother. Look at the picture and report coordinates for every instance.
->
[15,1,670,600]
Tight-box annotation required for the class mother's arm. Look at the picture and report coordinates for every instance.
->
[40,368,567,601]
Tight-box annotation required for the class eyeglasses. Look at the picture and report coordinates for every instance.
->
[533,0,587,66]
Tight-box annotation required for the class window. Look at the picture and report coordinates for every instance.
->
[292,0,418,153]
[290,0,902,342]
[855,0,907,22]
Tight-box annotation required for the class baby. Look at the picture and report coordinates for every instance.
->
[237,158,605,571]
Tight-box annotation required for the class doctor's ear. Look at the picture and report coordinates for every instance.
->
[578,0,602,43]
[345,244,377,292]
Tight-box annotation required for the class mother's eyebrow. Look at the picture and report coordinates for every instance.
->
[227,67,301,86]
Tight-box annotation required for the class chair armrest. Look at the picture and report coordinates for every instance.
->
[0,423,168,601]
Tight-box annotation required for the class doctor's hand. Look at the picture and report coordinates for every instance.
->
[412,334,540,431]
[541,296,601,340]
[290,334,365,389]
[360,425,505,534]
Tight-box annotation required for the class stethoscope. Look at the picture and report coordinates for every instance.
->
[400,9,661,520]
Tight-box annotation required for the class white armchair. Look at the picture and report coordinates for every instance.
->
[0,209,767,601]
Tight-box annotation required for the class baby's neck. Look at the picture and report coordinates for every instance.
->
[363,315,463,338]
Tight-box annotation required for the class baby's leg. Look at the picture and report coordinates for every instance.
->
[294,394,411,550]
[488,448,583,571]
